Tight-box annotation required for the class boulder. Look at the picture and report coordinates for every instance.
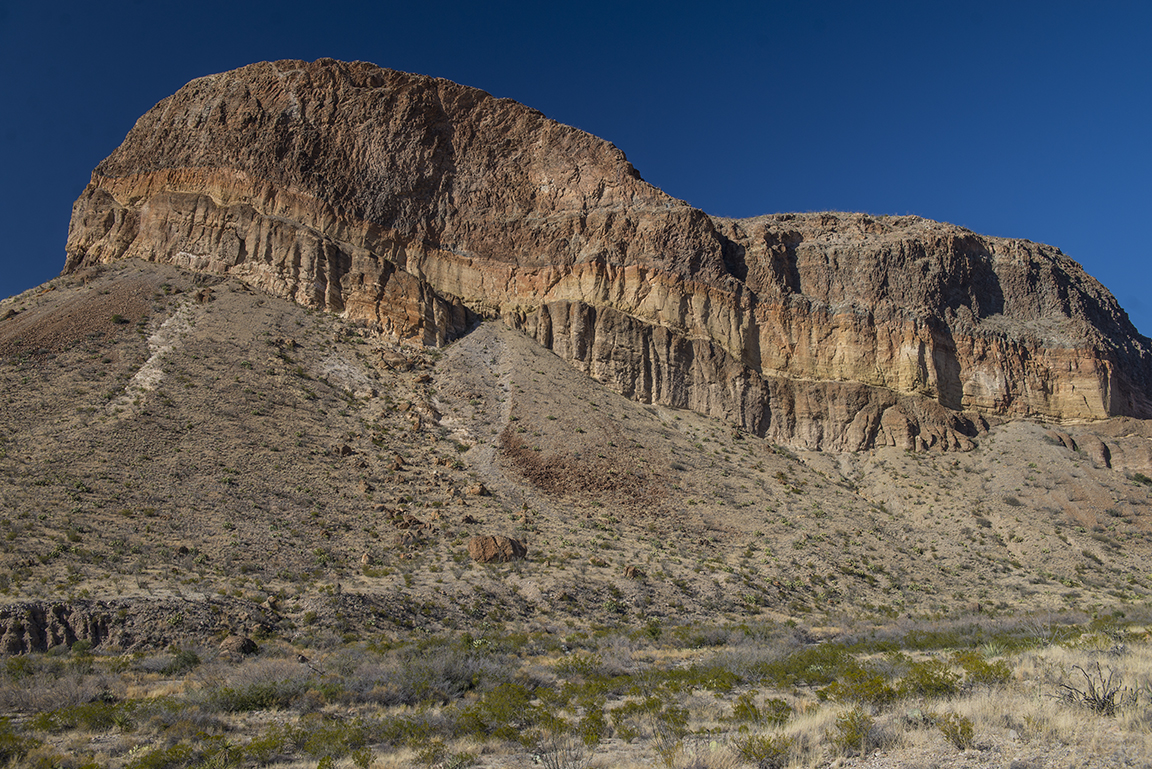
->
[468,535,527,563]
[1082,437,1112,468]
[219,635,258,656]
[1045,430,1077,451]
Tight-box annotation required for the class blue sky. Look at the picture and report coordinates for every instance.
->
[2,1,1149,336]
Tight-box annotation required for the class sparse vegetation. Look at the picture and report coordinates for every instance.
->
[0,614,1143,767]
[735,731,794,768]
[1057,661,1137,716]
[933,711,975,750]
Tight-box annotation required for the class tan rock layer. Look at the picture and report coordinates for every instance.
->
[507,300,983,451]
[63,58,1152,450]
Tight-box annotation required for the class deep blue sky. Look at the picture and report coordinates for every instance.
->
[2,1,1149,335]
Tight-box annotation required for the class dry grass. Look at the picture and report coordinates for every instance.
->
[0,616,1148,767]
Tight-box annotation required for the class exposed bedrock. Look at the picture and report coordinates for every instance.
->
[507,300,984,451]
[64,58,1152,449]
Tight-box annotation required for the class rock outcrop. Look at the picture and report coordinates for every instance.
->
[63,59,1152,450]
[468,535,528,563]
[219,635,259,657]
[0,598,276,654]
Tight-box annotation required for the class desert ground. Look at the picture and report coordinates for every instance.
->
[0,261,1149,768]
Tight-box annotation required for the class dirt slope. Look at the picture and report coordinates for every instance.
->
[0,262,1149,651]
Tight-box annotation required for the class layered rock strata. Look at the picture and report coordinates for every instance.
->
[0,598,275,654]
[64,59,1152,450]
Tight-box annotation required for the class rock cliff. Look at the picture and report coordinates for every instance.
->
[64,58,1152,450]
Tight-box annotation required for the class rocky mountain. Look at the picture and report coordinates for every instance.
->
[64,58,1152,453]
[4,59,1151,769]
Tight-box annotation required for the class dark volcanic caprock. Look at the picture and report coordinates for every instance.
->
[64,58,1152,450]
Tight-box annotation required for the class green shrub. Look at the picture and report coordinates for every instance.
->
[732,692,793,725]
[3,656,36,680]
[899,659,960,698]
[897,628,969,652]
[351,746,374,769]
[373,713,437,747]
[0,718,40,763]
[661,663,741,693]
[416,739,447,766]
[734,732,794,769]
[760,697,793,726]
[831,707,875,756]
[553,671,634,705]
[577,699,608,746]
[934,712,975,750]
[288,715,371,760]
[609,694,688,765]
[952,650,1010,686]
[761,643,851,687]
[31,700,136,733]
[207,677,308,712]
[820,666,898,705]
[456,682,540,743]
[731,692,759,722]
[160,648,201,676]
[240,727,290,764]
[554,652,602,677]
[609,700,644,742]
[125,743,197,769]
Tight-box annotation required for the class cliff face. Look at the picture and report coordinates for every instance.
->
[64,58,1152,450]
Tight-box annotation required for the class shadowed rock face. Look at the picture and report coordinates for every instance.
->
[64,58,1152,450]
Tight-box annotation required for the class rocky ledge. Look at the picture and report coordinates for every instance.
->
[64,59,1152,450]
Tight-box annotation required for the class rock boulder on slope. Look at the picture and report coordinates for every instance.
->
[63,58,1152,450]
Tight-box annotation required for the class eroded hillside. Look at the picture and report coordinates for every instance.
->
[1,262,1150,651]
